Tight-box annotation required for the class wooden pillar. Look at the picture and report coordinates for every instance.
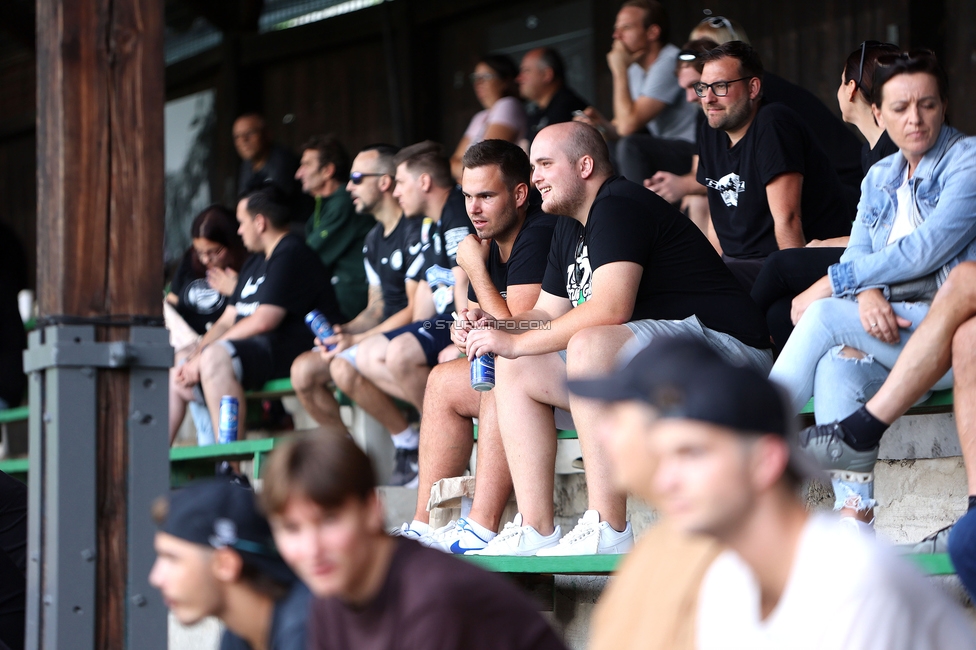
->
[35,0,165,648]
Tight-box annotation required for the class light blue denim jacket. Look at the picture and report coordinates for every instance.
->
[829,125,976,298]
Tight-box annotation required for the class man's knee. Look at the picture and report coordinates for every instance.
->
[952,318,976,369]
[199,344,233,383]
[386,334,425,374]
[566,325,632,375]
[291,351,329,392]
[939,263,976,307]
[356,335,388,378]
[331,357,358,391]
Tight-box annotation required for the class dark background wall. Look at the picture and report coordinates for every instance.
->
[0,0,972,289]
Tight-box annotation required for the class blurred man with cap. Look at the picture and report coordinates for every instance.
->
[149,479,311,650]
[571,336,975,650]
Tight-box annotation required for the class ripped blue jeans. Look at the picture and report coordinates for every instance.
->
[769,297,953,511]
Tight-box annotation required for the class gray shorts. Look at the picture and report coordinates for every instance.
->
[622,315,773,373]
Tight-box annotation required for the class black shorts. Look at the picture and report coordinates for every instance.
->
[225,335,279,391]
[383,317,454,367]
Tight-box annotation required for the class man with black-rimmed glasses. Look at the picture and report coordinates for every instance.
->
[696,41,852,291]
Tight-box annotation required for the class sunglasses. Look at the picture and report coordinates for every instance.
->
[875,48,938,68]
[693,77,754,98]
[349,171,385,185]
[698,14,739,41]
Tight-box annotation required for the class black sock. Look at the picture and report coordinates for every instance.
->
[838,406,890,451]
[969,495,976,512]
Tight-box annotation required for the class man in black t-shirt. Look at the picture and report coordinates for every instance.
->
[261,434,568,650]
[464,122,771,557]
[392,140,557,551]
[290,144,425,437]
[331,142,470,487]
[150,479,311,650]
[695,42,852,290]
[234,114,312,223]
[518,48,589,147]
[175,187,342,436]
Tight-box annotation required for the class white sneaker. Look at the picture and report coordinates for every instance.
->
[390,521,429,541]
[536,510,634,556]
[468,514,560,556]
[427,517,497,554]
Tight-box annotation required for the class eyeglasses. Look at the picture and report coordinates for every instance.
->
[693,77,753,97]
[470,72,499,84]
[698,14,739,41]
[875,48,938,69]
[349,171,385,185]
[195,245,224,263]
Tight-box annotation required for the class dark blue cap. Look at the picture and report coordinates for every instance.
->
[159,478,296,584]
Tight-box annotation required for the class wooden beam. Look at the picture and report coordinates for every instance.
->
[36,0,164,648]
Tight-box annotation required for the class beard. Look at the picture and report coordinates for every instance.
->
[541,179,586,218]
[707,98,753,133]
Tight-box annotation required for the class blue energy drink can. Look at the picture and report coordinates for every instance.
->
[470,353,495,391]
[305,310,337,351]
[218,396,239,444]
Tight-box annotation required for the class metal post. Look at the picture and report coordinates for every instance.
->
[24,325,172,650]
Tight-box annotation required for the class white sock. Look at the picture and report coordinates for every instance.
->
[391,425,419,449]
[465,517,496,539]
[409,520,430,535]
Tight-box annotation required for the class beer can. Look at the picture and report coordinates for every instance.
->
[218,396,239,444]
[470,352,495,391]
[305,310,337,351]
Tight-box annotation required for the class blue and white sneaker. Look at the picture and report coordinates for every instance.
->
[390,521,429,541]
[426,517,496,554]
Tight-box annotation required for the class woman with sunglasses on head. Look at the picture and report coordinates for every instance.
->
[770,50,976,533]
[449,55,527,180]
[166,205,249,445]
[751,41,902,353]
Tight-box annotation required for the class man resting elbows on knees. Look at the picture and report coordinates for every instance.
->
[260,433,568,650]
[571,336,975,649]
[150,479,311,650]
[175,186,343,436]
[464,122,770,556]
[393,139,557,550]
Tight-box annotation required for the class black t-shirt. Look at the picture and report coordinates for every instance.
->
[363,216,424,321]
[467,205,558,303]
[232,233,343,362]
[697,102,853,260]
[526,85,589,146]
[220,580,311,650]
[238,143,314,223]
[406,186,476,316]
[308,539,567,650]
[541,176,769,349]
[861,130,899,175]
[170,251,230,335]
[0,224,26,408]
[763,72,864,194]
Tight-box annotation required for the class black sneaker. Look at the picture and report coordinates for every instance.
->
[798,422,879,475]
[390,447,419,487]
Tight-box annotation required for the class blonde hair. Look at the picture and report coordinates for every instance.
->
[690,16,750,45]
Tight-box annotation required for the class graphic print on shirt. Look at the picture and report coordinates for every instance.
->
[705,173,746,207]
[183,279,225,314]
[240,276,265,298]
[566,242,592,307]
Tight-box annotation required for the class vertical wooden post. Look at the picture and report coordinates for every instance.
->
[35,0,164,648]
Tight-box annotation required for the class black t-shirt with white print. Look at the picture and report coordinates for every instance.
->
[467,204,558,303]
[406,186,476,316]
[541,176,769,349]
[232,233,343,361]
[363,215,424,321]
[697,101,853,260]
[170,250,230,335]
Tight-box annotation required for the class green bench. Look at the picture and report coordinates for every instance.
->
[799,389,954,416]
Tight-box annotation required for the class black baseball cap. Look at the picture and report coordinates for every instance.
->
[157,478,296,585]
[567,336,822,478]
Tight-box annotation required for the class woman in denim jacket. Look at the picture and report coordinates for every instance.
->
[769,51,976,532]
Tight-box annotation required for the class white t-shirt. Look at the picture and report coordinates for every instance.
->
[696,515,976,650]
[625,43,699,144]
[887,168,917,245]
[463,96,527,145]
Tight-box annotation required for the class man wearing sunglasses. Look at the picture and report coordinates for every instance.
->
[297,134,374,322]
[695,42,852,291]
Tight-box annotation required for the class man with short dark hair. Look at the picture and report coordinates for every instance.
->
[464,122,770,556]
[570,336,975,649]
[393,139,557,550]
[518,47,588,147]
[579,0,699,183]
[290,144,424,437]
[150,478,311,650]
[331,141,473,486]
[175,186,343,435]
[233,113,309,220]
[696,41,852,289]
[260,433,568,650]
[297,134,372,321]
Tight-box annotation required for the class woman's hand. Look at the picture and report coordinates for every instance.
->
[791,276,833,325]
[857,289,911,344]
[208,267,239,296]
